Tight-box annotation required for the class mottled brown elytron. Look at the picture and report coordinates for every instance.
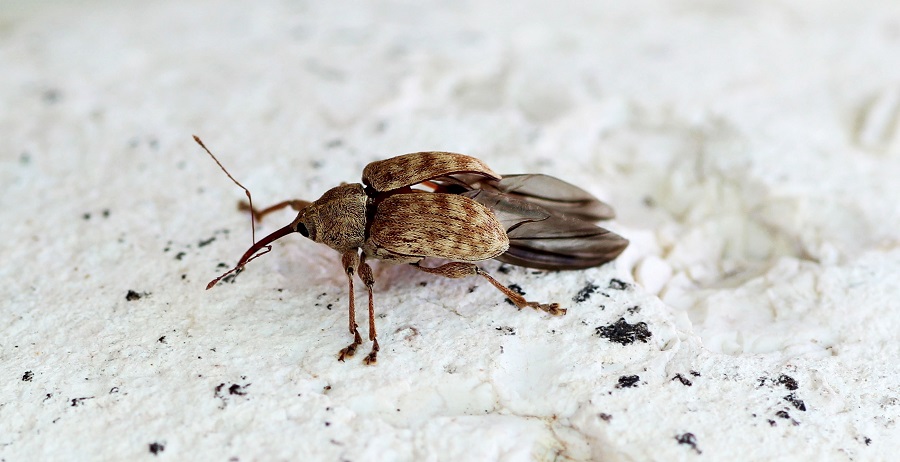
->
[196,137,628,364]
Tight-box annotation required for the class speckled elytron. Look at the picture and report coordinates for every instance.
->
[195,137,628,364]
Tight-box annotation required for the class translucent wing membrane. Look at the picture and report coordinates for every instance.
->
[462,185,628,270]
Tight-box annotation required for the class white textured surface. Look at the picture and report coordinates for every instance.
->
[2,0,900,460]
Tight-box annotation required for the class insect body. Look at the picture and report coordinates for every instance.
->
[196,137,628,364]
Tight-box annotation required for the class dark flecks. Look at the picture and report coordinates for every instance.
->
[777,374,799,390]
[102,209,110,218]
[598,413,612,422]
[573,282,598,303]
[83,212,91,220]
[175,251,186,261]
[22,371,33,381]
[672,374,692,386]
[495,326,516,336]
[110,387,119,394]
[690,370,701,377]
[216,262,229,269]
[149,442,165,455]
[71,397,94,407]
[784,393,806,411]
[229,384,248,396]
[608,279,629,290]
[497,264,511,274]
[158,336,167,344]
[198,236,216,247]
[126,290,147,301]
[864,437,872,446]
[616,375,640,388]
[596,318,652,345]
[627,306,641,314]
[675,433,701,454]
[775,410,790,419]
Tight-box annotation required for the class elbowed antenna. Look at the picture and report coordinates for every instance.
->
[206,223,296,289]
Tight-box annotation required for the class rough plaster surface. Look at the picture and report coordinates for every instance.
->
[2,0,900,460]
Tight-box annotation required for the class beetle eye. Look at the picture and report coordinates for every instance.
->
[296,222,310,237]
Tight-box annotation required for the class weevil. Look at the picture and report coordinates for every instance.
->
[195,136,628,364]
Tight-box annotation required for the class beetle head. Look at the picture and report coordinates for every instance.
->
[290,183,367,252]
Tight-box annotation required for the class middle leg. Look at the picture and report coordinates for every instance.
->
[357,253,379,365]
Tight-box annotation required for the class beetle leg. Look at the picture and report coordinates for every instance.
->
[412,262,565,315]
[238,199,311,222]
[357,253,379,365]
[338,250,363,361]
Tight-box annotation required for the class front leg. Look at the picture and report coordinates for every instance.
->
[412,262,565,315]
[337,250,363,361]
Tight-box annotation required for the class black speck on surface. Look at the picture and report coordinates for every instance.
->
[608,278,629,290]
[672,374,692,386]
[495,326,516,336]
[216,262,229,269]
[690,370,701,377]
[110,387,119,394]
[158,336,166,344]
[616,375,640,388]
[497,264,511,274]
[71,397,94,407]
[149,442,165,455]
[777,374,799,390]
[175,251,186,261]
[22,371,33,381]
[198,236,216,247]
[775,410,790,419]
[102,209,110,218]
[82,212,91,220]
[598,413,612,422]
[596,318,652,345]
[864,437,872,446]
[626,305,641,314]
[126,290,144,301]
[573,282,598,303]
[768,419,776,426]
[229,383,249,396]
[675,433,701,454]
[783,393,806,411]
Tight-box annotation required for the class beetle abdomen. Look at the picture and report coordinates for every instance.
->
[368,193,509,261]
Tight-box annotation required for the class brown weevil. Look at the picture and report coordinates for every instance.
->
[195,136,628,364]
